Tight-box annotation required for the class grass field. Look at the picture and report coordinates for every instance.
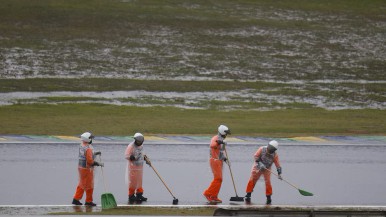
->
[0,78,385,111]
[0,0,385,136]
[0,104,384,136]
[1,0,385,81]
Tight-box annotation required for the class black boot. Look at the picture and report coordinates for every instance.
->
[245,193,251,202]
[72,199,82,205]
[266,195,272,205]
[128,194,136,204]
[136,193,148,202]
[85,202,97,206]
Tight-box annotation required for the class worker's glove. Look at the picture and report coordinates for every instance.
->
[257,162,266,171]
[224,158,230,166]
[144,155,151,166]
[129,155,136,161]
[277,167,282,175]
[94,151,101,156]
[93,161,104,167]
[277,167,283,180]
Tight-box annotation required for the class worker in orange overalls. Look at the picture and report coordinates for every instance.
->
[203,125,231,203]
[125,132,148,204]
[245,140,282,205]
[72,132,103,206]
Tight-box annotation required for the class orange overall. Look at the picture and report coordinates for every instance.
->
[246,146,280,196]
[125,142,144,196]
[73,142,95,203]
[203,135,226,200]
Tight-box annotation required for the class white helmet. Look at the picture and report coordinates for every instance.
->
[268,140,279,150]
[80,132,94,143]
[218,125,231,136]
[133,132,144,143]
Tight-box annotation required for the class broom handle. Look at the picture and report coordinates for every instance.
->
[144,155,176,198]
[99,156,108,192]
[223,144,239,196]
[266,168,299,190]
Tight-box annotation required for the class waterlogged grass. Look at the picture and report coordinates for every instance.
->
[0,78,279,92]
[0,104,384,136]
[0,78,385,110]
[0,1,385,135]
[1,0,385,81]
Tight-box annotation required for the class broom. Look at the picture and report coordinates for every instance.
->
[223,144,244,202]
[266,168,313,196]
[98,156,117,209]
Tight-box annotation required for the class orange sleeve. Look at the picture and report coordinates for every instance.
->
[210,136,220,159]
[125,144,133,160]
[86,148,94,167]
[274,154,281,168]
[210,136,219,148]
[254,147,263,161]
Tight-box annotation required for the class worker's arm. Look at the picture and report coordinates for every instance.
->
[254,147,263,161]
[254,147,266,170]
[274,154,281,171]
[274,154,282,179]
[210,136,221,159]
[125,144,134,160]
[85,148,94,167]
[87,148,104,167]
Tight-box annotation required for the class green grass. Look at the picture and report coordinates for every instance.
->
[0,1,384,136]
[0,104,384,136]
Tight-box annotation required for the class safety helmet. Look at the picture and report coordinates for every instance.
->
[80,132,94,143]
[268,140,279,150]
[218,125,231,136]
[133,132,144,144]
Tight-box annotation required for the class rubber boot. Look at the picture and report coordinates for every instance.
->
[266,195,272,205]
[128,194,136,204]
[245,193,251,202]
[136,193,148,202]
[72,199,82,205]
[85,202,97,206]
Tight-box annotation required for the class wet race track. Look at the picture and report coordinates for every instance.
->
[0,138,386,206]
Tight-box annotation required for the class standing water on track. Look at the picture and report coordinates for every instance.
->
[0,142,385,206]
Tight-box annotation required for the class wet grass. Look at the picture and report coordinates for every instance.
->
[0,1,384,135]
[0,104,384,136]
[1,78,384,111]
[1,0,385,81]
[0,78,279,92]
